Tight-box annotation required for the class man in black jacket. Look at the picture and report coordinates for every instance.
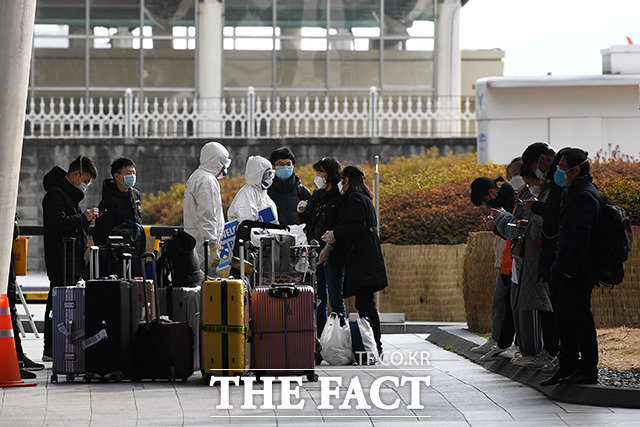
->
[42,155,99,360]
[267,147,311,226]
[541,148,601,386]
[93,157,142,245]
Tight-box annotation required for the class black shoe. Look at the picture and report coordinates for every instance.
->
[20,369,37,379]
[540,371,567,386]
[558,370,598,385]
[20,354,45,371]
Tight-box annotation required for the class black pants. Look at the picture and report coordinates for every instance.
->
[354,289,382,354]
[44,280,63,352]
[497,274,516,349]
[556,272,598,378]
[7,257,24,358]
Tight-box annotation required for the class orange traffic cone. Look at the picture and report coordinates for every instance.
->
[0,293,36,388]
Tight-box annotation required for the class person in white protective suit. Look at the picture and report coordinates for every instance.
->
[227,155,279,224]
[183,141,231,272]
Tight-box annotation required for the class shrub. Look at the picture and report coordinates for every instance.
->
[141,146,640,243]
[141,173,246,225]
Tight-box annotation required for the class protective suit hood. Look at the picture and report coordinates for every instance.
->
[245,155,272,188]
[199,142,229,175]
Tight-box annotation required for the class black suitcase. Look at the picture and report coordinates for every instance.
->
[84,252,139,382]
[136,252,194,381]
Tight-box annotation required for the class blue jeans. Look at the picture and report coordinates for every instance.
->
[316,262,346,336]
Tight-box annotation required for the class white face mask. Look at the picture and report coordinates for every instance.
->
[337,180,345,195]
[314,176,326,189]
[508,175,526,192]
[76,181,90,193]
[535,157,546,179]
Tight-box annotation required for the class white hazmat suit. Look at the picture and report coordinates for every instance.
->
[183,141,229,271]
[227,155,278,224]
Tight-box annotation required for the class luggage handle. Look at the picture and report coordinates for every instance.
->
[89,246,100,280]
[122,252,133,280]
[140,252,157,326]
[62,237,76,287]
[203,239,210,281]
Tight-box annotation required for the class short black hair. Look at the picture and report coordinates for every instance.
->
[561,148,590,176]
[470,177,498,206]
[522,142,555,168]
[68,155,97,179]
[110,157,135,177]
[313,157,342,186]
[269,147,296,165]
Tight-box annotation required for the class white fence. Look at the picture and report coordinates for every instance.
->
[24,87,476,138]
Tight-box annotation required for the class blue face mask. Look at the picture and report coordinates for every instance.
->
[276,165,294,180]
[553,169,567,187]
[122,174,136,189]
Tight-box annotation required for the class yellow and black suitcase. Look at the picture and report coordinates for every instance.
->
[201,279,248,380]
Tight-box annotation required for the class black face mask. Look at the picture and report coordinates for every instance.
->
[485,182,516,212]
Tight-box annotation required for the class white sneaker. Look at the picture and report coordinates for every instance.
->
[471,337,497,354]
[528,351,555,370]
[541,355,559,373]
[478,345,506,362]
[499,345,519,359]
[511,355,536,367]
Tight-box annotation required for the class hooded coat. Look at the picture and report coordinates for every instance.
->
[42,166,91,285]
[183,142,229,263]
[93,178,142,245]
[227,155,278,224]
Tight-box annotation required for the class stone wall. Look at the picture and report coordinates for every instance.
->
[19,136,474,271]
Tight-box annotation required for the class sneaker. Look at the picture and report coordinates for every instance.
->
[20,354,45,371]
[471,337,497,354]
[478,345,505,362]
[499,345,520,359]
[542,356,559,373]
[528,351,555,370]
[42,349,53,362]
[511,355,536,367]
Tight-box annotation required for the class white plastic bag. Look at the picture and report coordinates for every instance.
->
[350,317,380,365]
[319,313,355,365]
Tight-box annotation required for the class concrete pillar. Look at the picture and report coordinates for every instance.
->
[0,1,37,295]
[434,0,461,136]
[197,0,224,137]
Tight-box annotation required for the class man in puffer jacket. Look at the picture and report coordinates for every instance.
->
[227,155,278,224]
[184,141,231,272]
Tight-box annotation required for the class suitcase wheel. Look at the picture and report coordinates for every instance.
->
[83,376,91,384]
[181,377,189,382]
[66,374,75,382]
[202,373,211,385]
[51,374,58,383]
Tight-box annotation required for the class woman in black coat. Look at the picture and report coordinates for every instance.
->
[298,157,346,336]
[323,166,388,355]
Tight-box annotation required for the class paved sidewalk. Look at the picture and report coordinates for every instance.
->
[3,333,640,426]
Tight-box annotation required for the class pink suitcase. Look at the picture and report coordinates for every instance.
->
[251,284,317,381]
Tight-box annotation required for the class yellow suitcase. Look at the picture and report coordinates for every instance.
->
[201,279,248,379]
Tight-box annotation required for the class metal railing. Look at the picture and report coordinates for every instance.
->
[24,87,476,139]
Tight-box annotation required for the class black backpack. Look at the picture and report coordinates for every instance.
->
[110,220,146,256]
[590,190,633,286]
